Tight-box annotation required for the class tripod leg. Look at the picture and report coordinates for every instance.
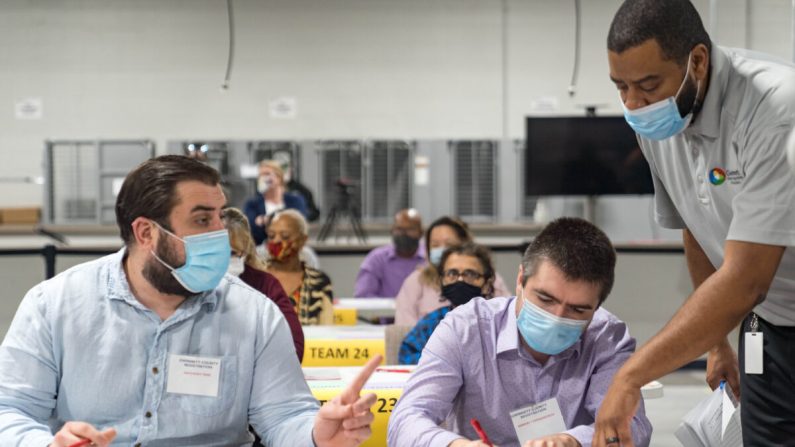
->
[349,205,368,243]
[318,206,338,241]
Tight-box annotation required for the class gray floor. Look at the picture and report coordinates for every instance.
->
[646,370,714,446]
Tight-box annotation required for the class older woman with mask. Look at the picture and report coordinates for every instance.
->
[222,207,304,360]
[265,209,334,325]
[398,243,497,365]
[244,160,309,245]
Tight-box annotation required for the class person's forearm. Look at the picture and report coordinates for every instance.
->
[617,242,781,387]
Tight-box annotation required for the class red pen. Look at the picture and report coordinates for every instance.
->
[375,368,412,373]
[66,440,92,447]
[470,418,493,446]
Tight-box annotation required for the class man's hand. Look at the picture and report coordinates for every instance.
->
[592,379,640,447]
[51,422,116,447]
[523,433,580,447]
[312,355,381,447]
[706,338,740,399]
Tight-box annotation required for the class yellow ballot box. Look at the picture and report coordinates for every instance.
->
[305,366,414,447]
[302,338,386,367]
[333,307,358,325]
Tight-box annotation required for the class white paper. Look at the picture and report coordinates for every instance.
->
[529,96,559,112]
[675,385,742,447]
[510,398,566,443]
[239,163,259,179]
[414,155,430,186]
[166,354,221,397]
[15,97,43,120]
[269,96,297,119]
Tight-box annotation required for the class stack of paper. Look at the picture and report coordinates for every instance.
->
[675,383,742,447]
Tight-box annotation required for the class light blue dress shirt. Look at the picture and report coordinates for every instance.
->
[0,249,319,446]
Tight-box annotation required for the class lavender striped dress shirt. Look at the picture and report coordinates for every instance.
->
[388,296,652,447]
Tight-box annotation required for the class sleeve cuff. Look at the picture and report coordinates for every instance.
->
[564,425,593,447]
[655,212,686,229]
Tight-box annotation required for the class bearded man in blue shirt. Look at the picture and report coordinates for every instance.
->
[0,155,380,447]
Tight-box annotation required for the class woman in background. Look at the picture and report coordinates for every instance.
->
[394,216,510,326]
[265,210,334,325]
[244,160,308,245]
[398,243,496,364]
[222,207,304,360]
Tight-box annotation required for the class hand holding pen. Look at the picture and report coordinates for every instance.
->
[50,422,116,447]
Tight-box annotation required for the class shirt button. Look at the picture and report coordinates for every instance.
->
[145,411,152,418]
[697,174,704,182]
[152,367,159,374]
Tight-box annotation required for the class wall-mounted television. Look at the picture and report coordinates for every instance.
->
[524,116,653,196]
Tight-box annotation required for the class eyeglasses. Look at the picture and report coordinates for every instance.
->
[443,268,484,284]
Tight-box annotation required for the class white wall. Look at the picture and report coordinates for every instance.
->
[0,0,792,213]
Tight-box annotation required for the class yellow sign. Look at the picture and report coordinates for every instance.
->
[302,339,386,367]
[333,308,358,325]
[312,386,402,447]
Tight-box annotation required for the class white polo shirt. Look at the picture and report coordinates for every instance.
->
[637,45,795,326]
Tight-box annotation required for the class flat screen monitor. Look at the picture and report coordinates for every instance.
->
[524,116,654,196]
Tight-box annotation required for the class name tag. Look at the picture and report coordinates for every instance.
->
[744,332,764,374]
[166,354,222,397]
[510,398,567,442]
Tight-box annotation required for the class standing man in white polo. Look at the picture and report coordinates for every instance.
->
[594,1,795,446]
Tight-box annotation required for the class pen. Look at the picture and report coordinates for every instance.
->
[470,418,493,446]
[376,368,412,373]
[66,439,92,447]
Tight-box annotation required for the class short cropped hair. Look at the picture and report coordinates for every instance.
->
[608,0,711,64]
[520,218,616,305]
[271,209,309,237]
[115,155,221,245]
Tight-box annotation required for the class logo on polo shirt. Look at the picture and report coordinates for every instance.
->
[709,168,726,185]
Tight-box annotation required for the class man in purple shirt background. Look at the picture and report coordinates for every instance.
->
[388,218,652,447]
[354,209,425,298]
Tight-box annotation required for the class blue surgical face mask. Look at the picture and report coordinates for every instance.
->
[151,223,231,293]
[429,246,446,266]
[621,53,700,141]
[516,289,589,355]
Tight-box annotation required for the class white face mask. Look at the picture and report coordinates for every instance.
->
[257,176,272,194]
[227,255,245,277]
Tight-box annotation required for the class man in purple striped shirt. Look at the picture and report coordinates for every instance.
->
[388,218,652,447]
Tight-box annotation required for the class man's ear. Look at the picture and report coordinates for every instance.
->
[131,217,157,250]
[692,43,710,81]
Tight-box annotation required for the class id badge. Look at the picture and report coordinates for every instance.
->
[744,332,763,375]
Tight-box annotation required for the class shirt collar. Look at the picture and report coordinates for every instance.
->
[685,45,729,139]
[106,247,219,313]
[495,296,583,362]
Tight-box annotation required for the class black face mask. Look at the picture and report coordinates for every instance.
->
[393,233,420,254]
[441,281,483,307]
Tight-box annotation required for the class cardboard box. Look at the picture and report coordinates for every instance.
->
[0,207,41,224]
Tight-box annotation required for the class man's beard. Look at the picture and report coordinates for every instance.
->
[676,75,702,120]
[142,235,200,298]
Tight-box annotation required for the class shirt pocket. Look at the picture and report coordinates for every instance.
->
[162,354,238,417]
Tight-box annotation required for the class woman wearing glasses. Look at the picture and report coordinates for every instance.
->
[398,242,496,365]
